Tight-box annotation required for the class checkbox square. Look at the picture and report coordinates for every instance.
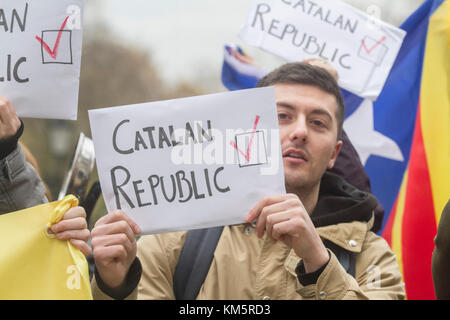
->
[235,130,268,167]
[358,36,388,66]
[40,30,73,64]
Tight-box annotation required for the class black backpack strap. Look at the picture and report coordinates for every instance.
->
[173,226,224,300]
[323,240,356,277]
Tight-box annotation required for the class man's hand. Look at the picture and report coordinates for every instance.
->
[91,210,141,290]
[304,58,339,81]
[50,206,91,257]
[0,95,21,140]
[246,194,329,273]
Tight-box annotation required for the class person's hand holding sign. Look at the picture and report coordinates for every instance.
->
[50,206,91,257]
[304,58,339,81]
[0,95,24,162]
[246,194,329,273]
[91,210,141,290]
[0,95,21,142]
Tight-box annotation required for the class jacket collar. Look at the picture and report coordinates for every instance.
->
[308,172,378,252]
[311,172,378,230]
[317,215,375,253]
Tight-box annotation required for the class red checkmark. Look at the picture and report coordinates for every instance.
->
[361,35,386,54]
[230,115,261,162]
[35,16,69,59]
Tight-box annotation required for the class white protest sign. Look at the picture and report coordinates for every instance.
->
[239,0,406,100]
[89,87,286,235]
[0,0,84,120]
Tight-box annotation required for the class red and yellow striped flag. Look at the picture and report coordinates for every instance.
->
[383,0,450,300]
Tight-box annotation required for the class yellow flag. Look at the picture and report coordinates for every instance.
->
[0,195,93,300]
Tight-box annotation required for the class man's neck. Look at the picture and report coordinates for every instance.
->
[286,183,321,215]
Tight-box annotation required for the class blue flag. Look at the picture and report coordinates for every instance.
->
[220,0,440,232]
[221,45,267,91]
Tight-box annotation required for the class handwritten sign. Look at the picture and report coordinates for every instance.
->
[89,87,286,235]
[0,0,84,120]
[239,0,406,100]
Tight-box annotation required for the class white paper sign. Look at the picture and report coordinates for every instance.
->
[0,0,84,120]
[89,87,286,235]
[239,0,406,100]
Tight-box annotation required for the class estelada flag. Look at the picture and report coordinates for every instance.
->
[343,0,449,299]
[0,195,92,300]
[381,0,450,300]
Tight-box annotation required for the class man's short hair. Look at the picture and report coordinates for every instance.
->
[256,62,345,139]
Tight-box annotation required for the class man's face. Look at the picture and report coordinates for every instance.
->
[275,83,342,192]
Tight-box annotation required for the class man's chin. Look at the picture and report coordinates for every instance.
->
[283,167,323,191]
[284,172,309,189]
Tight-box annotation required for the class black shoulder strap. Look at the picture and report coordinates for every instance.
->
[173,228,356,300]
[173,226,224,300]
[323,240,356,277]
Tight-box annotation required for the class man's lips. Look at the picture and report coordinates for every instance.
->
[282,148,309,162]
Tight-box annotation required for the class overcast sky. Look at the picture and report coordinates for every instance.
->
[84,0,424,90]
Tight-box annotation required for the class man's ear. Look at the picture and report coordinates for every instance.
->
[327,139,343,169]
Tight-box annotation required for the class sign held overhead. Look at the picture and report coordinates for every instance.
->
[239,0,407,100]
[0,0,84,120]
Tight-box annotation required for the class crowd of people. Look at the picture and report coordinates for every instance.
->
[0,59,448,300]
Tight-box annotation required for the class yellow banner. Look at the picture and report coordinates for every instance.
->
[0,196,92,300]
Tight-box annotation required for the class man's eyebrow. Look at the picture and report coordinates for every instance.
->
[277,102,334,121]
[276,102,296,110]
[310,108,333,121]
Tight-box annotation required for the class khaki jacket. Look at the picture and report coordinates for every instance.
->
[92,173,405,300]
[93,215,405,300]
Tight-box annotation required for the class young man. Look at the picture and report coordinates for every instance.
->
[91,63,405,300]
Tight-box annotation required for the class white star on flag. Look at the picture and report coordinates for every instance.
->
[344,99,404,165]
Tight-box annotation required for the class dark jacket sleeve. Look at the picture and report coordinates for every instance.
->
[0,144,48,214]
[0,120,24,160]
[432,200,450,300]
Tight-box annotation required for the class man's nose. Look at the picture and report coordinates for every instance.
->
[288,118,308,143]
